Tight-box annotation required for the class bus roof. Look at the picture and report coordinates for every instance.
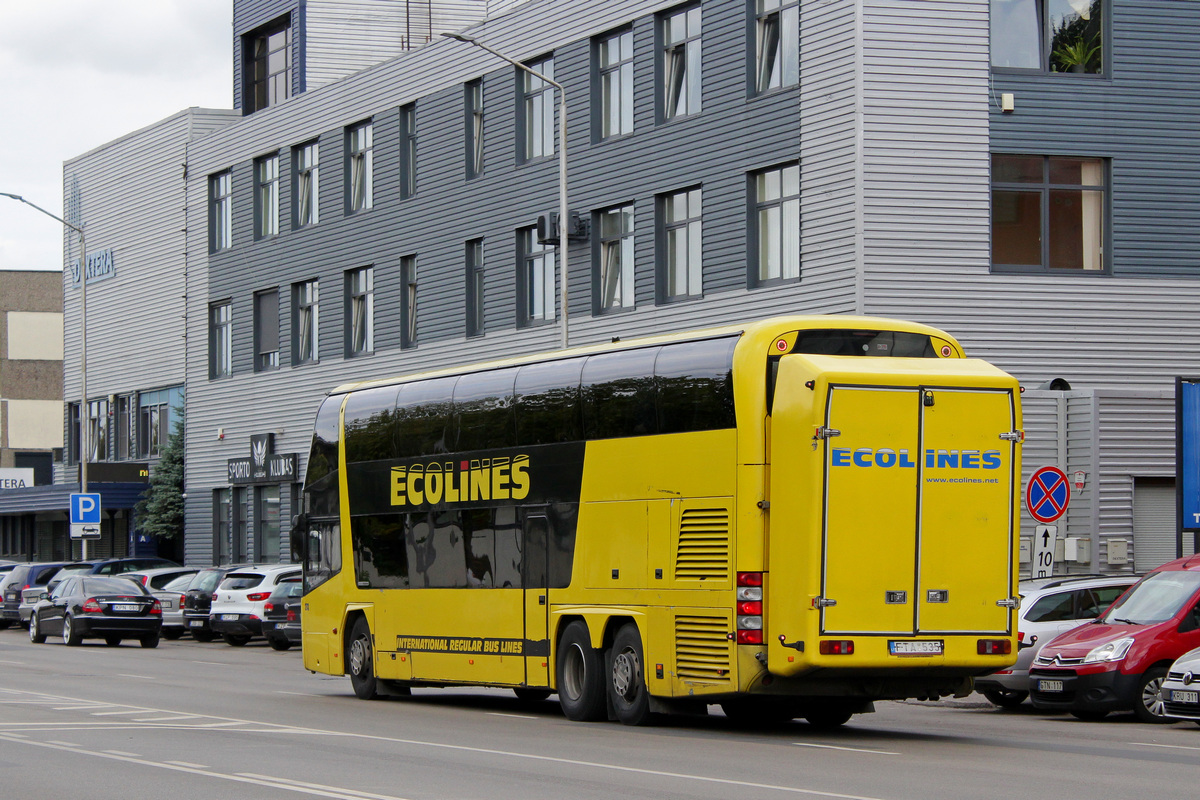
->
[328,314,961,397]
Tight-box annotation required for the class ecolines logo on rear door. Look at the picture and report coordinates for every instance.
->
[831,448,1003,469]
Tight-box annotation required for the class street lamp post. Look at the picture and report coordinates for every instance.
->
[441,32,571,349]
[1,192,90,556]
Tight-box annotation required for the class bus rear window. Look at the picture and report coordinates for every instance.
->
[791,329,935,358]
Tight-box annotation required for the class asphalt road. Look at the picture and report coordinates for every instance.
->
[1,628,1199,799]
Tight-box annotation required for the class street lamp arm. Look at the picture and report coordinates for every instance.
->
[0,192,82,236]
[440,32,564,92]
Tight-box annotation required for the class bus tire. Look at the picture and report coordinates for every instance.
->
[556,621,606,721]
[609,624,652,726]
[804,706,854,729]
[348,618,381,700]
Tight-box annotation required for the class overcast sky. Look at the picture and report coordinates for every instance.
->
[0,0,232,272]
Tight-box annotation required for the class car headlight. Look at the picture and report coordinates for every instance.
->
[1082,637,1135,664]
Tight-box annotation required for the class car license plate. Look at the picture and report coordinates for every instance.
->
[1039,679,1065,692]
[221,614,238,621]
[889,640,943,655]
[189,620,204,628]
[112,604,139,612]
[1172,689,1200,704]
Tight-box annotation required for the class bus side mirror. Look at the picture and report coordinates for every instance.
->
[290,514,306,563]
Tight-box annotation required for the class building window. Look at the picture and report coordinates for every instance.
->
[991,0,1104,74]
[138,387,182,458]
[401,103,417,199]
[243,15,291,114]
[659,188,702,302]
[294,141,319,228]
[294,279,320,364]
[755,0,798,93]
[595,205,635,313]
[87,399,108,462]
[254,288,280,371]
[597,29,633,139]
[519,228,555,325]
[215,488,232,565]
[115,394,134,460]
[347,121,373,212]
[210,171,232,252]
[753,163,800,284]
[347,267,374,356]
[521,57,555,162]
[210,301,232,378]
[466,239,485,337]
[466,80,484,178]
[256,153,280,239]
[258,485,281,562]
[234,487,249,562]
[992,154,1106,272]
[661,5,701,120]
[401,256,418,348]
[67,403,80,465]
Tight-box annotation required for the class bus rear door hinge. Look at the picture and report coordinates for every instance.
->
[814,426,841,440]
[999,430,1024,443]
[996,597,1020,609]
[811,596,837,608]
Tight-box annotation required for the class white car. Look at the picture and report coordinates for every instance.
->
[974,574,1136,708]
[1162,646,1200,725]
[209,564,301,646]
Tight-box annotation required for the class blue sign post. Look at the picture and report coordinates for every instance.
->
[1178,379,1200,558]
[70,492,102,540]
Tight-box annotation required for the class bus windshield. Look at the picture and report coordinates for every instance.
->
[791,329,936,357]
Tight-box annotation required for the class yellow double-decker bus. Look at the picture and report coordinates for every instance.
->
[296,315,1022,727]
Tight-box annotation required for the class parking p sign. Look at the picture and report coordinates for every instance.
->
[70,492,102,540]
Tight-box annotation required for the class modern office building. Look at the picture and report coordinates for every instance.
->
[45,0,1200,572]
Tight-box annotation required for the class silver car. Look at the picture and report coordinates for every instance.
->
[138,571,199,640]
[975,574,1136,708]
[1162,646,1200,724]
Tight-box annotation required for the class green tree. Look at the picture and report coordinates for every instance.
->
[134,410,185,540]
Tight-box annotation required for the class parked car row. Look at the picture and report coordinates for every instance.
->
[979,554,1200,725]
[0,558,302,652]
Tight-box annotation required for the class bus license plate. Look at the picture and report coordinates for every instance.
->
[1172,689,1199,704]
[889,640,943,655]
[112,604,138,612]
[1039,679,1064,692]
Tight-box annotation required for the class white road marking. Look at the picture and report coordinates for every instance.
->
[46,740,80,747]
[55,705,110,711]
[276,691,325,696]
[238,774,414,800]
[0,659,25,665]
[792,743,900,756]
[164,760,210,769]
[91,710,142,716]
[117,674,154,680]
[134,715,201,723]
[103,750,141,757]
[189,660,229,666]
[1131,742,1200,753]
[486,712,538,719]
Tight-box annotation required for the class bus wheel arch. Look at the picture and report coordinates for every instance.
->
[555,619,607,721]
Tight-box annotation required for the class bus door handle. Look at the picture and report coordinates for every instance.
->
[539,595,546,605]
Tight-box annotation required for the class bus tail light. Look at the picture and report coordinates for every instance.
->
[736,572,764,645]
[819,640,855,655]
[977,639,1011,655]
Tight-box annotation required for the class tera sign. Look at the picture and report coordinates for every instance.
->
[0,468,35,490]
[70,248,115,286]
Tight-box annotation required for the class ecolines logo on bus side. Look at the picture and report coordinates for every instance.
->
[390,455,531,507]
[831,448,1003,469]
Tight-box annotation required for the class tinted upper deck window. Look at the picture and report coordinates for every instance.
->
[655,337,736,433]
[344,385,400,463]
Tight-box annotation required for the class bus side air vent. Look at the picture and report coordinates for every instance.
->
[674,508,731,581]
[674,614,733,683]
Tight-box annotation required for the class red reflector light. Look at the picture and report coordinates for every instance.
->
[263,602,275,613]
[82,598,102,614]
[736,600,763,615]
[736,572,763,587]
[247,592,271,602]
[819,640,855,655]
[736,629,764,645]
[978,639,1012,655]
[286,609,297,622]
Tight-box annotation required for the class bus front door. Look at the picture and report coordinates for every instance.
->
[522,511,552,688]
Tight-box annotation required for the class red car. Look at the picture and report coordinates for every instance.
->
[1029,554,1200,723]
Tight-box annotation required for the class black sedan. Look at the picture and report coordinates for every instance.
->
[29,576,162,648]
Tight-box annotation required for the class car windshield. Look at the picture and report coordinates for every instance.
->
[83,578,150,596]
[163,573,195,592]
[190,570,225,592]
[1099,571,1200,625]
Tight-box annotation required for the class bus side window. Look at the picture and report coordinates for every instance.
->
[581,347,659,440]
[654,337,736,434]
[453,368,519,452]
[305,521,341,592]
[395,377,460,458]
[514,358,585,445]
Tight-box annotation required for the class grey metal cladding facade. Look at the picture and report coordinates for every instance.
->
[233,0,304,112]
[862,0,1200,393]
[184,0,839,563]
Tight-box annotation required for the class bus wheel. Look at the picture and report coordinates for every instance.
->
[609,625,652,726]
[556,621,606,721]
[804,706,854,729]
[348,618,381,700]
